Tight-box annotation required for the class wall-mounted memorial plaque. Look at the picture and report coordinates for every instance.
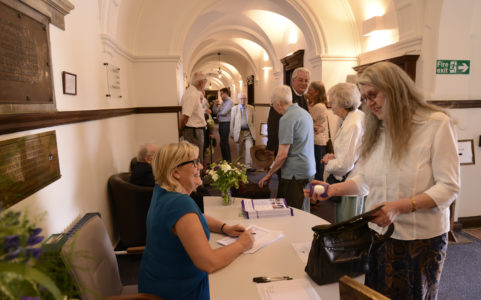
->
[0,130,61,208]
[0,0,55,113]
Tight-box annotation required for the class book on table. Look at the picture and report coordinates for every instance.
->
[241,198,294,219]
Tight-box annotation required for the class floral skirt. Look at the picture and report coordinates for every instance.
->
[365,233,448,300]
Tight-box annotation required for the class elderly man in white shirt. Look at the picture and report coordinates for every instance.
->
[230,92,256,171]
[179,71,208,164]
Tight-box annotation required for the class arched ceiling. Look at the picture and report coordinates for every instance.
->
[104,0,408,89]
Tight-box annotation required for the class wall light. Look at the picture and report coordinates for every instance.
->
[288,30,297,44]
[263,67,272,80]
[362,15,384,36]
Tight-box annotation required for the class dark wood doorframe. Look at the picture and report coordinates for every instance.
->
[247,75,254,105]
[353,54,419,81]
[280,49,305,87]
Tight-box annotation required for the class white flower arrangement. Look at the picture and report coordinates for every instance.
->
[207,160,248,205]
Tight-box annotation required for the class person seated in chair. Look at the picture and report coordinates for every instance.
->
[129,143,159,186]
[139,141,254,299]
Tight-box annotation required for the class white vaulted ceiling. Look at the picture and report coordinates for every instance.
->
[101,0,410,88]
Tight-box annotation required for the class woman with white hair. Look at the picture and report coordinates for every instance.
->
[322,82,364,184]
[139,141,254,299]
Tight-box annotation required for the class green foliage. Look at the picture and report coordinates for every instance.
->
[0,207,62,300]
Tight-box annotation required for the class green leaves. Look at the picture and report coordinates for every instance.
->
[0,262,62,300]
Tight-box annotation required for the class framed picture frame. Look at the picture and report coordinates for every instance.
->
[62,71,77,95]
[260,123,268,136]
[458,139,475,165]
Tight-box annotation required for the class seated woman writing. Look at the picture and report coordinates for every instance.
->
[138,141,254,300]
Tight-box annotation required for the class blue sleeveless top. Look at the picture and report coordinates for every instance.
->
[139,185,210,299]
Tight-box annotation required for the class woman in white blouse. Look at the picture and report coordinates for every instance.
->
[309,62,460,300]
[321,82,364,184]
[306,81,329,180]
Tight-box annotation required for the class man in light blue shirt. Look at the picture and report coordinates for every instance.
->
[213,87,234,161]
[259,85,315,212]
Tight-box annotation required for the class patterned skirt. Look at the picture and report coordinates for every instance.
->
[365,233,448,300]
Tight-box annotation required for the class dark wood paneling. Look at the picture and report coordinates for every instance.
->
[457,216,481,229]
[2,100,480,136]
[281,49,304,86]
[428,100,481,109]
[135,106,181,114]
[0,106,181,135]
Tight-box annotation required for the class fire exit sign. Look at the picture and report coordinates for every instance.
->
[436,60,470,74]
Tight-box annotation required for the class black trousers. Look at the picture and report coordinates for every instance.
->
[218,122,231,161]
[277,176,310,211]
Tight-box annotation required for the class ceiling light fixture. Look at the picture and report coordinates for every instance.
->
[217,52,222,78]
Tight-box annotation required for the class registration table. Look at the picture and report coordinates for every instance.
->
[205,196,363,300]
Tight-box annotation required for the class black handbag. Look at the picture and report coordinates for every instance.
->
[326,115,334,154]
[305,206,394,285]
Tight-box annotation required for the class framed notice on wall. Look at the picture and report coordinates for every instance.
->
[458,139,475,165]
[62,71,77,95]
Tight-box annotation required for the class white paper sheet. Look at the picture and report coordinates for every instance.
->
[292,242,311,264]
[256,278,322,300]
[217,224,284,254]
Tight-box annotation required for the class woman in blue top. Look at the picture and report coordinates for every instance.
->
[138,141,254,300]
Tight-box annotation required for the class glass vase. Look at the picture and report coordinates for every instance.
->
[221,189,232,206]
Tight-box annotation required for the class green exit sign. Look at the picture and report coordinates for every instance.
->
[436,60,470,74]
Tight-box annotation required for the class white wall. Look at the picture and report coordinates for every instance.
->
[421,0,481,218]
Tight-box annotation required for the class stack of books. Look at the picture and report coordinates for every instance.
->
[241,198,294,219]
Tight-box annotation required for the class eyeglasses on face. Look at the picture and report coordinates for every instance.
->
[361,90,380,104]
[176,158,199,168]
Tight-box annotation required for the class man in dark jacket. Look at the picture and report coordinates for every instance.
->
[266,67,310,159]
[130,143,159,186]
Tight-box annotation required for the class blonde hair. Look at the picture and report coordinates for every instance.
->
[327,82,361,111]
[151,141,199,193]
[357,61,447,162]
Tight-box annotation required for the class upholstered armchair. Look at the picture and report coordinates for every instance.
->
[108,172,153,248]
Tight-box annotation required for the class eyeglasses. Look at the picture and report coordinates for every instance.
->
[176,158,199,168]
[361,90,379,104]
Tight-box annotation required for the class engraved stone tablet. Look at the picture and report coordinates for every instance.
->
[0,131,60,208]
[0,1,53,104]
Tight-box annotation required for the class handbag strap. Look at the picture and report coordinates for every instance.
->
[326,114,331,139]
[312,205,384,233]
[371,223,395,252]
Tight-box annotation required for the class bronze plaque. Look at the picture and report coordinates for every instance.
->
[0,1,53,104]
[0,131,60,208]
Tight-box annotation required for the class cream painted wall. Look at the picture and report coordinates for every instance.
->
[133,60,181,107]
[1,0,175,245]
[2,116,136,241]
[420,0,481,218]
[134,114,180,148]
